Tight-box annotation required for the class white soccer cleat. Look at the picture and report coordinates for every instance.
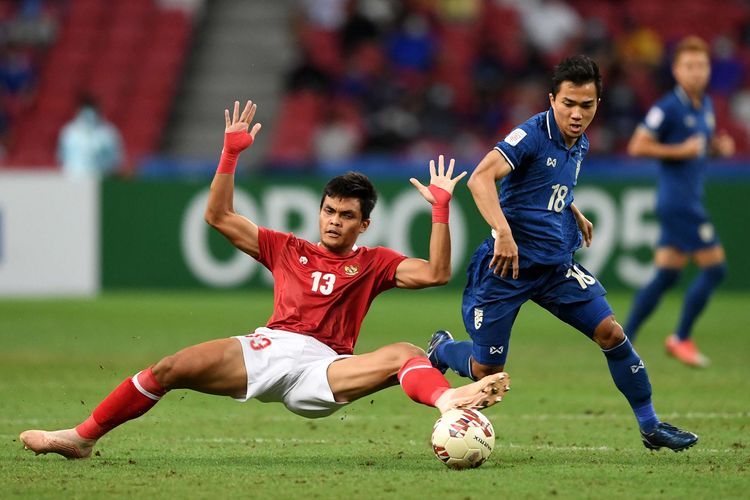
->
[19,428,96,459]
[436,372,511,414]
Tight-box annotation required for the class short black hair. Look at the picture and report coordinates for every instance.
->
[551,55,602,99]
[320,172,377,220]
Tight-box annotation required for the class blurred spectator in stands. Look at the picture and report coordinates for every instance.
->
[0,46,35,94]
[58,95,123,179]
[386,12,436,76]
[709,35,743,96]
[313,103,363,162]
[618,24,664,68]
[505,0,582,65]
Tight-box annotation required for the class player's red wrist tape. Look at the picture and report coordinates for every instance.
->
[217,150,239,174]
[216,131,255,174]
[428,184,451,224]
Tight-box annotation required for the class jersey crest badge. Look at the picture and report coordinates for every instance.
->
[684,115,696,128]
[344,264,359,276]
[299,256,308,265]
[546,157,557,168]
[504,128,527,146]
[474,308,483,329]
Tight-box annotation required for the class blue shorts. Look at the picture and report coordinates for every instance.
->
[658,208,719,252]
[461,239,613,366]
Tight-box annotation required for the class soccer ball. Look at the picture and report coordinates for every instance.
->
[431,408,495,469]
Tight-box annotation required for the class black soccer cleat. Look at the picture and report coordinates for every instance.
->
[641,422,698,452]
[427,330,453,374]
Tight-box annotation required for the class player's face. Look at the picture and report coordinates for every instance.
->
[549,81,599,147]
[319,196,370,254]
[673,50,710,96]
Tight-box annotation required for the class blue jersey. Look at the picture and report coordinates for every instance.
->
[494,107,586,267]
[640,86,715,218]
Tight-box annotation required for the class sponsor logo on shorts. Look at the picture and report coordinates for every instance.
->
[489,346,504,355]
[474,308,483,329]
[344,264,359,276]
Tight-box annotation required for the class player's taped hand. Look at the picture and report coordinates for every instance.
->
[224,130,255,155]
[428,184,451,224]
[217,131,255,174]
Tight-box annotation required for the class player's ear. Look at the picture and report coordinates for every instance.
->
[359,219,370,233]
[548,93,555,106]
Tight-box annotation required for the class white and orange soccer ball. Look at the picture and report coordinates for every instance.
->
[431,408,495,469]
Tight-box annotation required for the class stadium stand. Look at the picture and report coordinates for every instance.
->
[267,0,750,170]
[2,1,749,174]
[1,0,193,172]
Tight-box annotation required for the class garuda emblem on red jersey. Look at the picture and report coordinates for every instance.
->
[344,264,359,276]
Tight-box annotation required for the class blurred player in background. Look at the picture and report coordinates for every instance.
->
[20,100,509,460]
[427,55,698,452]
[624,36,734,368]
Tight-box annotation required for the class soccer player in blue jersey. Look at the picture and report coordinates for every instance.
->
[427,55,698,451]
[625,36,734,368]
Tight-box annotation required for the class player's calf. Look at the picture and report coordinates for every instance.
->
[19,428,97,459]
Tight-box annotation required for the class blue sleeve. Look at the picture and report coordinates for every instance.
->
[494,123,538,171]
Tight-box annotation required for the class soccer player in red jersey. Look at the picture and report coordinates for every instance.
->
[20,100,510,459]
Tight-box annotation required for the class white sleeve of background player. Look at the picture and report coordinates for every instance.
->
[643,105,665,135]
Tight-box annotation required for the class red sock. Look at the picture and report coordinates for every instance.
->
[398,357,450,407]
[76,368,167,440]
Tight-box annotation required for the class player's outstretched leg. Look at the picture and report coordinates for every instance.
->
[641,422,699,452]
[434,372,511,414]
[19,429,97,459]
[19,368,166,459]
[398,357,510,414]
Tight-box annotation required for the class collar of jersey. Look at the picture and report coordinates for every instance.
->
[674,85,707,110]
[315,241,360,258]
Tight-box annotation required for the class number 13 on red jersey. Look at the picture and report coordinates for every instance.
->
[311,271,336,295]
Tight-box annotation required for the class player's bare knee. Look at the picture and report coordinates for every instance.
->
[592,316,625,349]
[151,354,182,389]
[391,342,426,365]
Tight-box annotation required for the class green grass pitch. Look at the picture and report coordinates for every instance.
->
[1,290,749,499]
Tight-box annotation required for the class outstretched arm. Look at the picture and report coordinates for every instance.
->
[394,155,467,289]
[204,100,263,258]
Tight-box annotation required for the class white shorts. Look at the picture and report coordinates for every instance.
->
[233,328,351,418]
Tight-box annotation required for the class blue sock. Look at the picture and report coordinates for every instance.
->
[675,263,726,341]
[625,268,680,341]
[602,338,658,432]
[437,340,475,380]
[634,403,659,433]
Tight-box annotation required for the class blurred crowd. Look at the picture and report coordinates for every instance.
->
[270,0,750,167]
[3,0,750,173]
[0,0,59,159]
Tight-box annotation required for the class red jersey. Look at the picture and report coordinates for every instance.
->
[256,227,407,354]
